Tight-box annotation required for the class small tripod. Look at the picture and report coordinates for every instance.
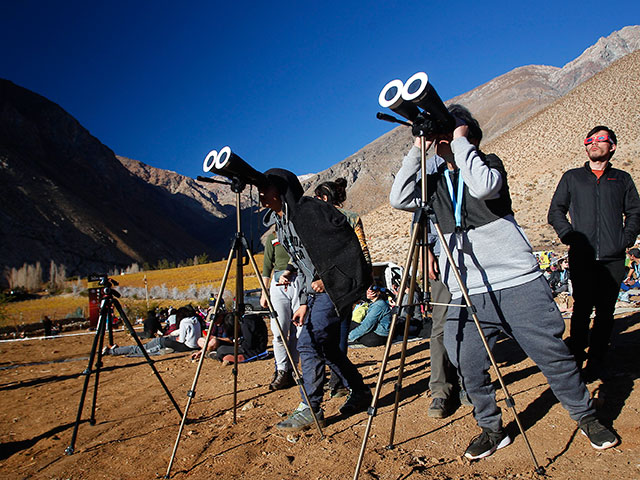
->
[352,135,545,479]
[164,176,323,479]
[65,276,183,455]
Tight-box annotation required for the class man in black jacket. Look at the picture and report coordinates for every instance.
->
[259,168,372,431]
[548,126,640,381]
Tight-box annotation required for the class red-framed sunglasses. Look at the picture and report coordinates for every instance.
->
[584,134,613,146]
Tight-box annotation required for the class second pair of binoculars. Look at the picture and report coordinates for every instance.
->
[378,72,456,137]
[202,145,267,189]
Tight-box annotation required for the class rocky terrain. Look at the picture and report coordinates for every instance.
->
[302,26,640,220]
[2,26,638,279]
[364,44,640,265]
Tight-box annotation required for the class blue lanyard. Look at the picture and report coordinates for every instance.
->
[444,169,464,228]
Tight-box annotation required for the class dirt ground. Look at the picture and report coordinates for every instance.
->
[1,310,639,480]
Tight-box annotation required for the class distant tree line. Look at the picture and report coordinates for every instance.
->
[3,253,212,292]
[4,260,67,292]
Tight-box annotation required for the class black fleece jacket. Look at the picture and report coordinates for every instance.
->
[548,162,640,261]
[263,168,371,312]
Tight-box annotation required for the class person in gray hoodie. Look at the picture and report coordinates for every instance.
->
[259,168,372,432]
[389,104,617,460]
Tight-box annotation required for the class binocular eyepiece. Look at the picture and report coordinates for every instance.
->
[202,146,268,190]
[378,72,455,135]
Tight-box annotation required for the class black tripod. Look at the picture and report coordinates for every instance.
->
[164,176,323,479]
[65,276,183,455]
[352,135,545,479]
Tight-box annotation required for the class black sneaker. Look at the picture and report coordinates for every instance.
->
[330,386,350,398]
[428,397,448,418]
[269,370,295,390]
[464,427,511,460]
[339,389,372,417]
[578,415,618,450]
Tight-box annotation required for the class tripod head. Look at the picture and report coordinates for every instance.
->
[98,276,121,298]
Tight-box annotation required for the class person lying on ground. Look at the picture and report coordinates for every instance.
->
[105,306,201,356]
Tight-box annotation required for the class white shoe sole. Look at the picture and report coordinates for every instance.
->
[581,429,619,450]
[465,435,512,460]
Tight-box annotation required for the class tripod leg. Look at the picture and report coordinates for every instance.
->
[431,220,544,474]
[89,311,109,426]
[353,219,422,480]
[387,246,421,449]
[165,242,236,479]
[108,311,114,347]
[65,302,109,455]
[245,246,325,437]
[111,299,183,417]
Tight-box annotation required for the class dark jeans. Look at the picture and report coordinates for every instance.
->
[568,256,626,367]
[328,309,351,390]
[297,293,367,410]
[109,337,192,356]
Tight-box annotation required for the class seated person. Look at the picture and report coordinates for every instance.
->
[105,306,201,356]
[548,257,571,296]
[213,313,268,364]
[140,309,163,338]
[619,248,640,303]
[190,309,231,360]
[348,285,392,347]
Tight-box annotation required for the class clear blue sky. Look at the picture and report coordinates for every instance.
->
[2,1,638,178]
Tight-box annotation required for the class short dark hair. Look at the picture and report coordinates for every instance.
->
[586,125,617,145]
[448,104,483,144]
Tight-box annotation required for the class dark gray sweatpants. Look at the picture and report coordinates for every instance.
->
[444,276,594,432]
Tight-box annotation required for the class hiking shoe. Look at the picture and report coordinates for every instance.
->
[339,389,372,417]
[276,403,325,432]
[459,389,473,407]
[269,370,295,390]
[428,397,448,418]
[464,428,511,460]
[579,415,618,450]
[330,386,350,398]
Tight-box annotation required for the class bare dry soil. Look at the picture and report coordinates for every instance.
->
[1,312,639,480]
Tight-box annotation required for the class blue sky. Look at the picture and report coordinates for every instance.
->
[2,1,638,178]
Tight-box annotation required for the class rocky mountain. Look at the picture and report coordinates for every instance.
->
[364,48,640,265]
[0,79,261,278]
[303,25,640,217]
[2,26,638,278]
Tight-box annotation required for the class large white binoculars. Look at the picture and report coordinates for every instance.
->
[202,146,267,188]
[378,72,455,132]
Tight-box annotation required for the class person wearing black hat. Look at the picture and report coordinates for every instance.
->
[259,168,372,431]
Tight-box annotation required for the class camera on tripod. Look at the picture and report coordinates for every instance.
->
[202,146,267,190]
[378,72,455,137]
